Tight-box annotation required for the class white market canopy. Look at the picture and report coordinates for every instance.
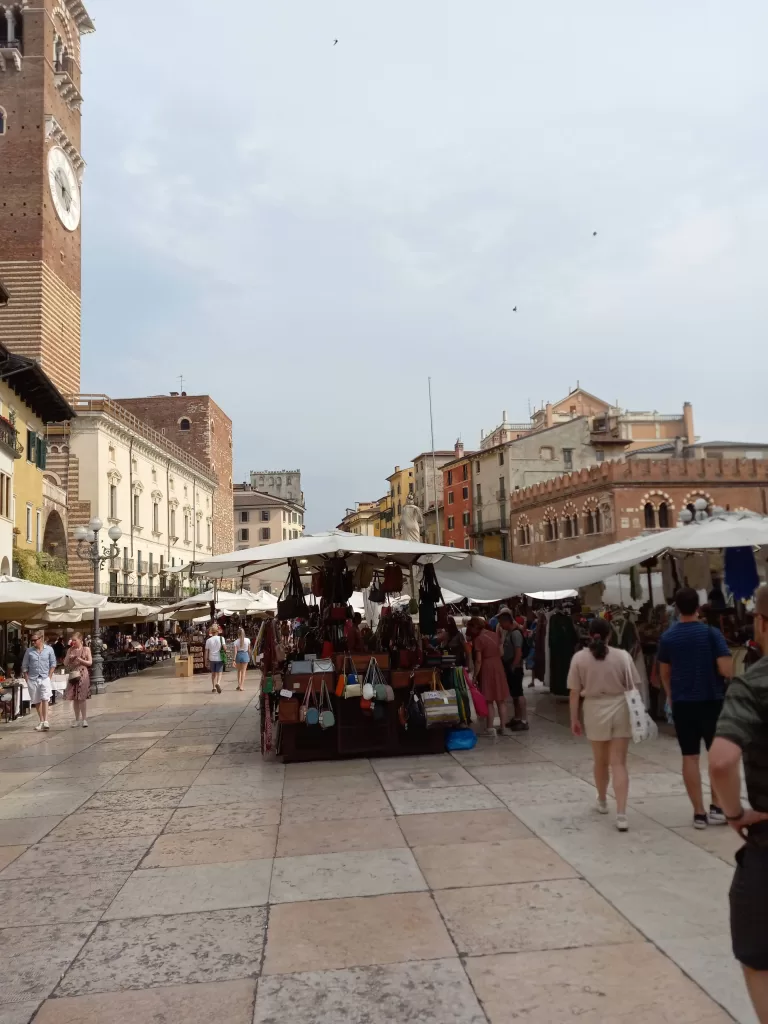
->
[186,532,647,603]
[546,511,768,569]
[161,588,278,620]
[0,576,108,623]
[39,602,159,626]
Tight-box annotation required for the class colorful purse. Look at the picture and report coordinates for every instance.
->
[319,679,335,729]
[262,674,274,695]
[300,677,319,725]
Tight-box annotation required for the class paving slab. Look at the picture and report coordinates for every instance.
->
[270,848,426,903]
[1,835,153,878]
[413,838,578,889]
[0,922,94,1006]
[142,826,278,867]
[0,871,129,926]
[254,959,485,1024]
[276,817,406,857]
[35,979,257,1024]
[43,808,173,841]
[57,908,267,995]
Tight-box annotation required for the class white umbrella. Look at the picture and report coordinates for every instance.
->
[0,575,107,622]
[40,602,159,625]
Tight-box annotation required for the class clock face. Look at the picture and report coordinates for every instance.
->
[47,147,81,231]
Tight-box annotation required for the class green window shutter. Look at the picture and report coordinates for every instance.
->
[27,430,36,462]
[37,437,47,469]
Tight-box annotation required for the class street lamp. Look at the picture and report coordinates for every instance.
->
[73,518,122,693]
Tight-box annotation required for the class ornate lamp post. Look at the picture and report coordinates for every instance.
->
[73,517,122,694]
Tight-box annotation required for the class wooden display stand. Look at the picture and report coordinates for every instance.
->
[276,656,451,763]
[175,656,194,678]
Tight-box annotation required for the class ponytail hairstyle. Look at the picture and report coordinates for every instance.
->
[588,617,611,661]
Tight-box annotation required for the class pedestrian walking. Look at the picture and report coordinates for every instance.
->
[568,618,636,832]
[709,584,768,1023]
[497,607,529,731]
[658,587,732,828]
[21,631,56,731]
[63,632,92,727]
[234,626,251,691]
[466,617,509,738]
[205,624,224,693]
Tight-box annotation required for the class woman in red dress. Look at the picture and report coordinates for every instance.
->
[467,617,509,738]
[64,632,92,728]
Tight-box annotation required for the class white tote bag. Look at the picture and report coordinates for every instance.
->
[623,653,657,744]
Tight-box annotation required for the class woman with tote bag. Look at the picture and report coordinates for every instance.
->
[568,618,640,833]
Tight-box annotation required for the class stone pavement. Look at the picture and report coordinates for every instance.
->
[0,665,756,1024]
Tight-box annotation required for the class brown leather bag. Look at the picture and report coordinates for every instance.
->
[383,564,403,593]
[278,698,300,724]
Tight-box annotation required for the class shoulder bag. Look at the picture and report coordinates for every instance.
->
[300,676,319,725]
[622,652,657,744]
[421,671,460,728]
[404,674,426,730]
[319,679,335,729]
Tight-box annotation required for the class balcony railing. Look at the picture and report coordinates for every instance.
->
[0,417,22,460]
[136,559,148,575]
[122,557,134,572]
[471,518,508,535]
[496,489,507,502]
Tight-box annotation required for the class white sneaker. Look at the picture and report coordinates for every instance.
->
[42,721,50,730]
[616,814,629,832]
[34,722,44,731]
[595,798,609,814]
[71,721,80,728]
[81,720,88,728]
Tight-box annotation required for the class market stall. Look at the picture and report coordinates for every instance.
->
[188,532,644,762]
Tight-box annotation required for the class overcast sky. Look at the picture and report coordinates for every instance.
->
[83,1,768,530]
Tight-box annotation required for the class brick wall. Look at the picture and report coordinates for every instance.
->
[0,0,84,392]
[509,457,768,565]
[116,395,234,554]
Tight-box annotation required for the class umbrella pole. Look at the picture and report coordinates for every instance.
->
[646,565,654,607]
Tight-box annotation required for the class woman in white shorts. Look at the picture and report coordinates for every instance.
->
[568,618,640,832]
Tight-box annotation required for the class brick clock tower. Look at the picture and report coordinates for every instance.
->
[0,0,94,395]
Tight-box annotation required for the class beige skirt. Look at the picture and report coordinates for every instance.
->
[583,695,631,742]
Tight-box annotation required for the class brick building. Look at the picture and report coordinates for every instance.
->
[0,0,94,394]
[509,457,768,566]
[441,441,475,549]
[116,394,234,555]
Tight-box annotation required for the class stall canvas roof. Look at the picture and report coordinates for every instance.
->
[0,576,108,622]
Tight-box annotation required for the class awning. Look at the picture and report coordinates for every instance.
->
[0,575,107,622]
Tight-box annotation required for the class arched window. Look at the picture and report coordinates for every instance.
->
[544,520,554,542]
[644,503,656,529]
[517,526,527,545]
[585,510,595,534]
[595,508,603,532]
[572,515,579,537]
[658,502,670,528]
[563,517,572,539]
[179,417,191,431]
[0,107,6,136]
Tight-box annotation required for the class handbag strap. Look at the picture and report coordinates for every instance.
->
[302,676,316,708]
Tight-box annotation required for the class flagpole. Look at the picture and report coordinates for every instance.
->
[428,377,441,544]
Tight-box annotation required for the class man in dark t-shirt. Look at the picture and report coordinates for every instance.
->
[710,584,768,1022]
[658,587,733,829]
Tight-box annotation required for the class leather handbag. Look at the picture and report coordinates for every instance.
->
[278,697,299,724]
[405,682,426,730]
[300,677,318,725]
[368,573,385,603]
[354,562,374,589]
[311,570,325,597]
[319,679,335,729]
[383,564,403,593]
[262,674,274,695]
[421,672,460,728]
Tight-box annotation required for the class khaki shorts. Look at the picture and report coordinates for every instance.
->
[583,695,631,742]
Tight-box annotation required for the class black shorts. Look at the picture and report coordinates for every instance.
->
[731,843,768,970]
[671,699,723,756]
[504,664,524,698]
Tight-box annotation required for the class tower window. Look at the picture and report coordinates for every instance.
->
[178,417,191,431]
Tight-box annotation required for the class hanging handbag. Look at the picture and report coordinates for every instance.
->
[405,678,426,730]
[300,677,318,724]
[277,561,309,620]
[278,697,299,724]
[354,562,374,589]
[369,573,385,603]
[362,658,375,701]
[421,671,460,728]
[383,563,403,593]
[262,674,275,695]
[311,570,325,597]
[319,679,335,729]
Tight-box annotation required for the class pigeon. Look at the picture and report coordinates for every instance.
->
[592,231,597,236]
[333,39,338,44]
[513,306,517,312]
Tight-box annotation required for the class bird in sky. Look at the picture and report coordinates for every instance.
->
[333,39,338,45]
[593,231,597,236]
[512,306,517,312]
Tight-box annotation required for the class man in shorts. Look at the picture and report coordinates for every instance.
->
[497,608,529,731]
[709,584,768,1022]
[22,631,57,731]
[658,587,732,828]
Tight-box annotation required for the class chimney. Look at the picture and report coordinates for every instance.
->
[170,391,179,397]
[455,438,464,458]
[502,410,507,424]
[545,402,554,428]
[673,437,685,458]
[683,401,694,445]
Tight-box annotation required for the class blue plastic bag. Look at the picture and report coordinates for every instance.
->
[445,727,477,751]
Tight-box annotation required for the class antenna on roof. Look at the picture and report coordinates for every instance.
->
[177,375,184,393]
